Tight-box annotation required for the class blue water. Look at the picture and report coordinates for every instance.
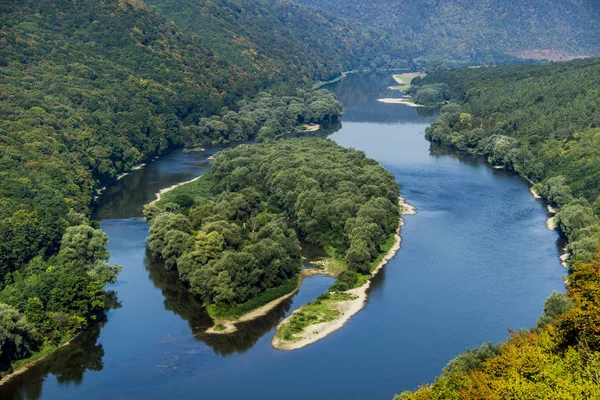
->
[1,73,565,400]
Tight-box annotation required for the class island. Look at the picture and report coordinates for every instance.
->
[143,138,402,335]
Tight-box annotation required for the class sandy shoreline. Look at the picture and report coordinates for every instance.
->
[206,269,327,334]
[377,98,423,107]
[149,175,204,206]
[392,72,427,85]
[271,198,414,351]
[298,123,320,133]
[0,332,81,386]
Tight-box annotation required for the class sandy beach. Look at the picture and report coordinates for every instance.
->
[149,175,204,205]
[206,269,327,334]
[377,98,423,107]
[272,198,414,351]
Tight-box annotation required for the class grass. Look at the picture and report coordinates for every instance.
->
[206,276,299,320]
[392,72,427,85]
[278,230,399,343]
[156,172,216,207]
[213,323,226,332]
[278,292,356,342]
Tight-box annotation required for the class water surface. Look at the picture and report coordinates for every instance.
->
[2,73,564,400]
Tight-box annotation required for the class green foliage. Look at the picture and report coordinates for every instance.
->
[206,276,299,320]
[536,291,573,329]
[183,89,343,146]
[443,342,502,375]
[0,302,41,373]
[145,0,413,80]
[147,138,400,314]
[296,0,600,64]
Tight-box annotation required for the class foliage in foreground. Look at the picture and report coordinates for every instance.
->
[0,223,120,374]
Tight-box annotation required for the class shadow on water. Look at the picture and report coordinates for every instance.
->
[143,248,317,356]
[1,324,106,400]
[0,292,123,400]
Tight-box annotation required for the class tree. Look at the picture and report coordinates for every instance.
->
[0,302,41,372]
[58,225,109,268]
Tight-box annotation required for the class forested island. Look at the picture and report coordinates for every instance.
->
[144,138,401,335]
[397,58,600,398]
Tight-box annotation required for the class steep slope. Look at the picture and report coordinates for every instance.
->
[294,0,600,63]
[144,0,410,80]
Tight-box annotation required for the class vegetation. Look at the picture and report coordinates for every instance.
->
[398,58,600,398]
[0,223,120,375]
[280,231,397,340]
[144,0,412,81]
[295,0,600,64]
[145,138,400,317]
[0,0,346,375]
[278,292,355,342]
[206,277,299,320]
[183,89,343,146]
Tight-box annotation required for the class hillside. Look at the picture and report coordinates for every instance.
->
[144,0,410,79]
[0,0,361,374]
[294,0,600,64]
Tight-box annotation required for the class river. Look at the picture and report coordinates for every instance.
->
[1,73,565,400]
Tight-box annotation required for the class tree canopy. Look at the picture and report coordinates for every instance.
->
[145,138,400,311]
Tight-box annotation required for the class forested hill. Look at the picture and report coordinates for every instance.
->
[294,0,600,63]
[0,0,351,373]
[144,0,409,81]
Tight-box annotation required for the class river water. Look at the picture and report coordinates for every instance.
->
[2,73,565,400]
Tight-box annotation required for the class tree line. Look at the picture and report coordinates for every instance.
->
[183,89,343,146]
[144,138,400,314]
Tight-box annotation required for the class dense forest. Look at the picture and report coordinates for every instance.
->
[183,89,343,146]
[0,0,344,374]
[398,58,600,397]
[295,0,600,65]
[144,0,412,78]
[144,138,399,317]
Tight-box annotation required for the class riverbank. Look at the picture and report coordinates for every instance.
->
[272,230,402,350]
[149,175,204,205]
[0,332,81,386]
[377,98,424,107]
[205,268,329,334]
[529,186,568,267]
[272,198,414,351]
